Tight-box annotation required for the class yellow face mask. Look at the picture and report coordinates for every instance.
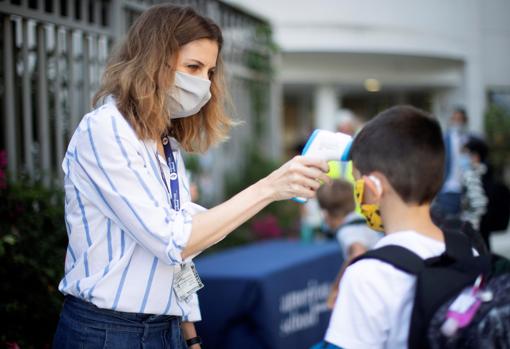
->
[354,178,384,232]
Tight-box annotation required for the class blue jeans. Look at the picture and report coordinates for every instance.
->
[52,296,186,349]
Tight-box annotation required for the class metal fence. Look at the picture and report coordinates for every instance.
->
[0,0,276,197]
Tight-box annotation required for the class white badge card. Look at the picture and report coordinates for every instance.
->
[173,263,204,302]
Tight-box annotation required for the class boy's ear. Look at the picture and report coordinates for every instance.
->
[365,174,383,198]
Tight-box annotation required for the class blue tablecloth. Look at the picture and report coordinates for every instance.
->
[194,239,342,349]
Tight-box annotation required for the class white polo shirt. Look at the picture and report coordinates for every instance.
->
[325,231,445,349]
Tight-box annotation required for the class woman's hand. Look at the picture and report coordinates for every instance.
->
[261,155,331,201]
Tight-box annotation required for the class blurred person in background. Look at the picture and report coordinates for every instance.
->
[434,107,472,218]
[459,136,488,234]
[336,110,361,137]
[52,4,330,349]
[463,136,510,251]
[316,179,382,309]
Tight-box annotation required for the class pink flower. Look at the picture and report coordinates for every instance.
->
[6,342,21,349]
[0,149,6,169]
[251,214,283,240]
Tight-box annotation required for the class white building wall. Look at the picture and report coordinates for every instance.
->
[228,0,475,58]
[226,0,510,134]
[481,0,510,88]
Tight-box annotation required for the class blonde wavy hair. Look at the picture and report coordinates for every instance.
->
[93,4,233,152]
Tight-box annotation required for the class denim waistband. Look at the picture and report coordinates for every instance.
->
[62,295,180,331]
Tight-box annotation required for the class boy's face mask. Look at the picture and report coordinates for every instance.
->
[167,71,212,119]
[354,177,384,232]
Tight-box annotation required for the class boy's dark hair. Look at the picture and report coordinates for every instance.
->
[463,136,489,163]
[316,179,355,218]
[350,105,445,205]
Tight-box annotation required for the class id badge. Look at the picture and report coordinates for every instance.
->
[173,263,204,302]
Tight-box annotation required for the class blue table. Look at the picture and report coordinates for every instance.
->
[194,239,342,349]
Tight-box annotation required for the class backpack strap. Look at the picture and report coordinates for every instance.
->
[352,231,486,274]
[350,245,424,275]
[442,228,475,260]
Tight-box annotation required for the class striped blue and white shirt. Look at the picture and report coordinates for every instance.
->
[59,97,205,321]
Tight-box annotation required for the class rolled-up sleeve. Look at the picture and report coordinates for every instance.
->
[183,293,202,322]
[69,110,191,265]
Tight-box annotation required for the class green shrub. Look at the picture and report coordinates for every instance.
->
[0,177,67,348]
[485,104,510,181]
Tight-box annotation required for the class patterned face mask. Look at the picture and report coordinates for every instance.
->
[354,178,384,232]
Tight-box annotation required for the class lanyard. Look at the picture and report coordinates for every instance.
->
[159,136,180,211]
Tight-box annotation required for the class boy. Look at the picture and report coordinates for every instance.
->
[324,105,449,349]
[316,179,382,308]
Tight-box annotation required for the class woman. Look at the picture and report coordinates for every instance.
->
[52,4,329,349]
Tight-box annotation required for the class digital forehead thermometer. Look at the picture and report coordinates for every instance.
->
[293,129,353,203]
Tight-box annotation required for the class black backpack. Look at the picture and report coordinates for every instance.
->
[350,229,510,349]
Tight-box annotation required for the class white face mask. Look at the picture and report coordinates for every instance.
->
[167,71,212,119]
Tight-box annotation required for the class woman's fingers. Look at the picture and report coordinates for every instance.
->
[291,184,316,199]
[288,158,331,185]
[300,166,332,185]
[266,155,334,201]
[293,155,330,173]
[291,177,320,192]
[286,163,332,198]
[293,162,324,178]
[318,172,332,185]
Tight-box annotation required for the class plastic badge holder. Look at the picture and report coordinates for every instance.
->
[293,129,353,203]
[440,275,486,337]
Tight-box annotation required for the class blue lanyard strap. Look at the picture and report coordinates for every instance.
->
[161,136,180,211]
